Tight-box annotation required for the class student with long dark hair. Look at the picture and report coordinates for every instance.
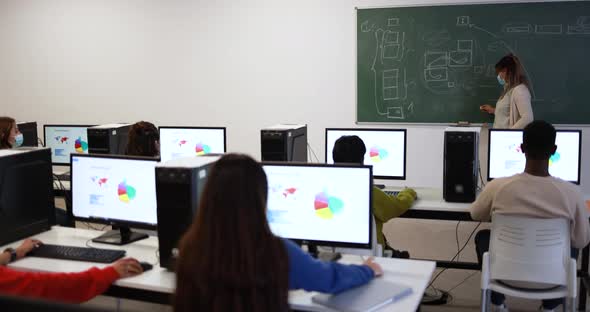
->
[174,154,382,312]
[480,54,534,129]
[125,121,159,157]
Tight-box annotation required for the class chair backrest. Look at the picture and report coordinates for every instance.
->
[489,214,570,286]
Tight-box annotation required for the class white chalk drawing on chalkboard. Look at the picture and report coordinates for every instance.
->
[503,23,532,34]
[382,69,400,100]
[457,16,470,26]
[487,40,509,52]
[535,24,563,35]
[567,16,590,34]
[361,20,376,33]
[382,31,404,60]
[449,40,473,67]
[387,106,404,119]
[425,51,448,68]
[368,17,414,120]
[361,21,371,32]
[424,68,448,82]
[388,18,400,27]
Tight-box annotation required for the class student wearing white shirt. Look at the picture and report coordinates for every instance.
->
[470,120,590,312]
[480,54,534,129]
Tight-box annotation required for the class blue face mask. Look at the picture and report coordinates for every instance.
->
[497,74,506,86]
[14,133,24,148]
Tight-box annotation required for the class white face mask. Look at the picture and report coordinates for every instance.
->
[497,74,506,86]
[14,133,24,147]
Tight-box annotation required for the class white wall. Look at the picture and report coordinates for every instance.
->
[0,0,588,193]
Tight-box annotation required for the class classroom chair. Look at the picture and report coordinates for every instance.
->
[480,214,576,312]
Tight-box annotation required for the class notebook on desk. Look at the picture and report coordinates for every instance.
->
[312,279,412,312]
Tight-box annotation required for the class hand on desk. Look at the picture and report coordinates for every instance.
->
[16,238,42,260]
[112,258,144,278]
[363,257,383,277]
[405,188,417,200]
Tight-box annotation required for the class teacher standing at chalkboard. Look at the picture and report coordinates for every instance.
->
[480,54,533,129]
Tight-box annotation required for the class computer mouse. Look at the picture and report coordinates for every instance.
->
[139,261,153,272]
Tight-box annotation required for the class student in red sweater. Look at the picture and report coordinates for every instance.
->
[0,238,143,303]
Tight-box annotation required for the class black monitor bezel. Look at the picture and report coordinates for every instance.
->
[158,126,228,160]
[261,161,374,250]
[43,124,96,166]
[16,121,38,147]
[70,153,159,230]
[487,128,582,184]
[324,128,407,180]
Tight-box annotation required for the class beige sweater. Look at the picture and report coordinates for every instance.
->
[493,84,534,129]
[470,173,590,248]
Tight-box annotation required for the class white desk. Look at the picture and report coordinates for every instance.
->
[2,227,435,311]
[410,188,471,213]
[386,187,472,221]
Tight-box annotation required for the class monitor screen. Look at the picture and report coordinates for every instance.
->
[487,129,581,183]
[263,163,372,248]
[44,125,93,165]
[159,127,226,163]
[71,155,158,227]
[325,128,406,179]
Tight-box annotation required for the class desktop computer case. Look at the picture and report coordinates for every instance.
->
[443,131,478,203]
[261,126,307,162]
[156,156,218,270]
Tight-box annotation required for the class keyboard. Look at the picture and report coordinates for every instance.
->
[28,244,125,263]
[384,190,400,197]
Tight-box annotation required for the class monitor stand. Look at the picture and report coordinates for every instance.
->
[307,244,341,262]
[92,226,148,245]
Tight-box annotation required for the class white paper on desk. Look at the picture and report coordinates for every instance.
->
[311,279,413,312]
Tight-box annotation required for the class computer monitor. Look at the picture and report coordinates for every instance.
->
[325,128,407,180]
[71,154,158,245]
[44,125,94,165]
[0,148,53,246]
[159,126,227,163]
[17,121,38,147]
[262,163,373,250]
[487,129,582,184]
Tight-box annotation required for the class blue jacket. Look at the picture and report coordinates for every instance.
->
[283,239,374,294]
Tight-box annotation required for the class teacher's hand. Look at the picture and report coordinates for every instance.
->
[480,104,495,114]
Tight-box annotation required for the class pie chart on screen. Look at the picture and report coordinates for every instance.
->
[369,146,388,163]
[195,143,212,156]
[118,181,137,203]
[314,191,344,220]
[75,137,88,153]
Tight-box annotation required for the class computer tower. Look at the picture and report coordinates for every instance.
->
[443,131,478,203]
[0,148,54,245]
[87,124,130,155]
[17,121,38,147]
[156,156,220,270]
[261,124,307,162]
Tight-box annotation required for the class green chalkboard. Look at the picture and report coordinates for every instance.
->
[357,2,590,124]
